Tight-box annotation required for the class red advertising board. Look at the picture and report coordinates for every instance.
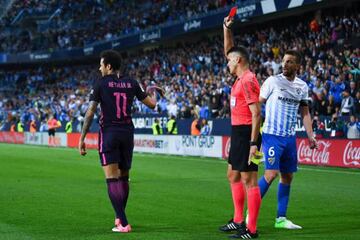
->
[0,132,25,144]
[222,136,360,169]
[67,133,98,149]
[297,138,360,168]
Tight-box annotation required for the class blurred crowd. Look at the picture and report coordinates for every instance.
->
[0,7,359,138]
[0,0,233,53]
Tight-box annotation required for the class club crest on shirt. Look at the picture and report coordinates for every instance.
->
[267,157,275,165]
[296,88,302,95]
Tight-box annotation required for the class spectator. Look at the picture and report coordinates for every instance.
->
[29,119,37,133]
[330,76,346,108]
[0,0,232,53]
[329,114,345,138]
[166,99,178,118]
[152,118,163,135]
[39,120,48,132]
[312,78,325,96]
[179,102,192,118]
[349,81,357,98]
[200,119,211,135]
[199,100,209,119]
[355,91,360,115]
[312,92,327,116]
[65,118,73,133]
[326,95,338,116]
[17,120,24,132]
[312,115,325,138]
[191,117,201,136]
[166,115,178,134]
[209,95,220,118]
[218,99,231,118]
[346,115,360,139]
[10,122,16,132]
[340,89,354,116]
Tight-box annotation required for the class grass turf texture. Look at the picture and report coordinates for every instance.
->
[0,143,359,240]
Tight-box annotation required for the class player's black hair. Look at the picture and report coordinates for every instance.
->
[284,50,302,64]
[226,46,249,63]
[100,50,121,71]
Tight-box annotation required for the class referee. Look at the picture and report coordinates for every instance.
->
[219,16,261,239]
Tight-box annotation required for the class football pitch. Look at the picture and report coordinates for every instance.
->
[0,143,359,240]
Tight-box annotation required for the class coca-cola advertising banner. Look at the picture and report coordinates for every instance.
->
[67,133,98,149]
[297,138,360,168]
[0,132,25,144]
[222,136,360,169]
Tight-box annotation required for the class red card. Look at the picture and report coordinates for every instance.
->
[228,6,237,18]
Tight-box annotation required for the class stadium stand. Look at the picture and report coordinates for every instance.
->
[0,0,233,53]
[0,1,359,137]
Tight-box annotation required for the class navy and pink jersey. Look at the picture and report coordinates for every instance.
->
[89,74,147,130]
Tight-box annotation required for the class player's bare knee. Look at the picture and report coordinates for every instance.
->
[242,179,257,189]
[227,170,241,183]
[280,173,293,184]
[103,164,120,179]
[119,170,129,177]
[265,171,278,183]
[240,172,257,188]
[228,174,241,183]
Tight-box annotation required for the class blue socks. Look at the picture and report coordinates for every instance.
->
[258,176,270,198]
[258,176,291,218]
[277,182,290,218]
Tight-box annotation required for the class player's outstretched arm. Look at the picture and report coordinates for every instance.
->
[141,86,165,109]
[141,96,156,109]
[79,101,98,155]
[223,16,235,56]
[300,105,318,149]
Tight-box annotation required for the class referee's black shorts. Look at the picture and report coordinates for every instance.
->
[48,129,55,136]
[228,125,261,172]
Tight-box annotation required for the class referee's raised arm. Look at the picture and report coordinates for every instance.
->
[223,16,235,56]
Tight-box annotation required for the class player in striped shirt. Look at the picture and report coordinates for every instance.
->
[258,50,318,229]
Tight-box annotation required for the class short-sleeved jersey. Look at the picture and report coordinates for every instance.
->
[47,118,58,130]
[230,70,260,125]
[260,74,309,137]
[89,74,147,129]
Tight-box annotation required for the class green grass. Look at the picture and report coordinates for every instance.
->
[0,143,359,240]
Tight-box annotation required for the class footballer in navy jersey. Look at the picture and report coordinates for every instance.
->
[89,74,147,129]
[79,50,158,233]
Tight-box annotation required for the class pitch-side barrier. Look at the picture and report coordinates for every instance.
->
[0,132,359,169]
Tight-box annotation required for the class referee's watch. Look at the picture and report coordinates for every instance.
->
[249,141,257,146]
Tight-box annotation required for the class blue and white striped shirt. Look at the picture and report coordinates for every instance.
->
[260,74,309,137]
